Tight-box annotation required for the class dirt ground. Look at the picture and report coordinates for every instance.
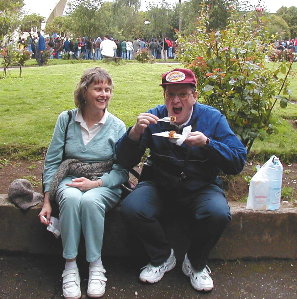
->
[0,158,296,203]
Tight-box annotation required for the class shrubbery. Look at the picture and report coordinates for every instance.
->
[1,46,31,77]
[135,49,155,63]
[268,49,296,62]
[177,6,293,152]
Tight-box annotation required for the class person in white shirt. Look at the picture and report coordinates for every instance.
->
[126,40,134,60]
[100,35,117,58]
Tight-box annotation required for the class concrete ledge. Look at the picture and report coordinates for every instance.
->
[1,194,297,260]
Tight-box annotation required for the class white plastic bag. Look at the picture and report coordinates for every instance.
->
[246,155,283,210]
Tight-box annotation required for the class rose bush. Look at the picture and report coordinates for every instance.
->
[1,45,31,77]
[177,6,292,152]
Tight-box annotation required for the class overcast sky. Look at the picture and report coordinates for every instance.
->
[23,0,297,18]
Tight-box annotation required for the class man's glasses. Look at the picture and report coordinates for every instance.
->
[165,91,193,100]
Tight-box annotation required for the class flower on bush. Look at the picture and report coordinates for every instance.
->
[269,49,295,62]
[135,49,155,63]
[1,45,32,77]
[177,5,292,152]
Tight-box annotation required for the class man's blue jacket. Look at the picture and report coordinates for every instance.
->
[116,103,247,193]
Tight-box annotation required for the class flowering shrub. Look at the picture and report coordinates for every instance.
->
[177,6,292,152]
[1,46,31,77]
[135,49,155,63]
[13,50,31,77]
[1,46,14,77]
[268,49,295,62]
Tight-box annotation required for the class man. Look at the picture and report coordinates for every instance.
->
[63,37,71,59]
[116,68,247,292]
[36,31,46,66]
[100,35,117,59]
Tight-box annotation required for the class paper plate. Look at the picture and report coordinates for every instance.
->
[152,132,182,139]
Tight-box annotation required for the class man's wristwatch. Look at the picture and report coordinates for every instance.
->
[205,137,210,145]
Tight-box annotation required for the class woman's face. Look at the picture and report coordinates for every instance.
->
[84,80,112,111]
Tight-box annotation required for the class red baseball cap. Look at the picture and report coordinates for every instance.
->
[160,68,197,87]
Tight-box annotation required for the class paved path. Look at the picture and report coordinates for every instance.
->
[1,253,297,298]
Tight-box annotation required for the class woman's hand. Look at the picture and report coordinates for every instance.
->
[38,193,52,225]
[66,177,102,191]
[129,113,159,141]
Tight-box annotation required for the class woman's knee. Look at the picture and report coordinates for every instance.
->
[58,188,82,209]
[81,193,106,214]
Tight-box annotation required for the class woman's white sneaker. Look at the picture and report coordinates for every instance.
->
[182,254,213,292]
[87,266,107,298]
[62,267,81,299]
[139,249,176,283]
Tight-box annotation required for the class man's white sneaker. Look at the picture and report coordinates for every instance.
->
[139,249,176,283]
[62,267,81,299]
[87,266,107,298]
[182,254,213,292]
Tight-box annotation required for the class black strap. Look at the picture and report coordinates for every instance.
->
[62,110,72,160]
[42,110,73,193]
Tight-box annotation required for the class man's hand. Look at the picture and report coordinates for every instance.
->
[184,131,209,147]
[66,177,102,191]
[129,113,159,142]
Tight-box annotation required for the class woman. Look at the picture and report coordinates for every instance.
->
[39,67,128,299]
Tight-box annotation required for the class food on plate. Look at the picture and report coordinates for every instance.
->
[168,131,176,138]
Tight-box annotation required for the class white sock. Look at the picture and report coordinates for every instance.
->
[64,260,77,271]
[89,257,103,269]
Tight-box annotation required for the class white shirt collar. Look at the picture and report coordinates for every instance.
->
[75,109,109,126]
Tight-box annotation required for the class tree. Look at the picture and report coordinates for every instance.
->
[111,0,143,39]
[0,0,24,12]
[143,2,176,39]
[45,16,73,37]
[276,6,297,38]
[67,0,102,11]
[263,14,290,40]
[67,1,101,37]
[178,0,237,34]
[177,6,292,153]
[0,0,24,40]
[20,14,44,32]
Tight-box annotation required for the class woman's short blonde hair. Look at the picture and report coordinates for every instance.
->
[74,67,113,109]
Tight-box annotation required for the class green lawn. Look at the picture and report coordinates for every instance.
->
[0,60,296,161]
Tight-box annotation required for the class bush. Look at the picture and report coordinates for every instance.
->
[1,46,31,77]
[135,49,155,63]
[268,49,296,62]
[177,6,293,153]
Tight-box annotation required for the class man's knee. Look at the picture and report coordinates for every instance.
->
[194,203,231,226]
[120,195,139,219]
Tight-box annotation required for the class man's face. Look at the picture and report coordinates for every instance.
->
[164,84,197,125]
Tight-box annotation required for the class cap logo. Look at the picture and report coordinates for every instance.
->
[165,71,186,83]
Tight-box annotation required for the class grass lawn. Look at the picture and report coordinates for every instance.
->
[0,60,296,161]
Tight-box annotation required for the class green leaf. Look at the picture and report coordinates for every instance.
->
[203,85,214,92]
[280,99,288,108]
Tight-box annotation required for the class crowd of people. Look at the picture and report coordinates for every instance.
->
[17,32,177,61]
[274,38,297,52]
